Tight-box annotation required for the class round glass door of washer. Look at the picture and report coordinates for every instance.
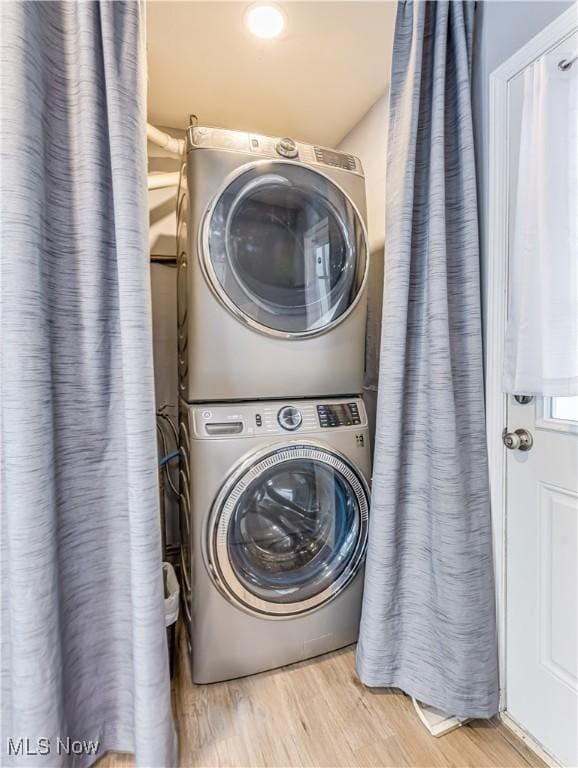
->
[203,162,368,337]
[208,445,369,616]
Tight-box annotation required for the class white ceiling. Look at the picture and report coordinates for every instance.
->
[147,1,396,147]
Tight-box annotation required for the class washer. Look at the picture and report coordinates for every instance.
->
[179,396,371,683]
[177,126,369,402]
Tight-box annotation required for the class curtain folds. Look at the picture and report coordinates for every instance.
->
[357,0,499,718]
[1,2,176,765]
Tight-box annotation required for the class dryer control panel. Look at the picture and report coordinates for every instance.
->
[187,126,364,177]
[191,397,367,439]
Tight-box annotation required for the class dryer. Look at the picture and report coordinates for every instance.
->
[177,126,369,402]
[179,396,370,683]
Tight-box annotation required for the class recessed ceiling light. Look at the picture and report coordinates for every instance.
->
[246,3,285,39]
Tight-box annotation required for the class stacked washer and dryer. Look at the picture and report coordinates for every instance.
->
[177,126,371,683]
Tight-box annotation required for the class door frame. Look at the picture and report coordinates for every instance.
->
[486,1,578,719]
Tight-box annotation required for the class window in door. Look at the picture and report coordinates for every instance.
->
[539,396,578,432]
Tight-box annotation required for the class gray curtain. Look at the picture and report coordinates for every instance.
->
[357,0,499,718]
[1,2,176,765]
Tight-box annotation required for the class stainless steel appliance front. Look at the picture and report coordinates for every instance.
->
[177,126,369,402]
[179,397,371,683]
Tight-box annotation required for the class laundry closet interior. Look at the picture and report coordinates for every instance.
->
[136,1,574,766]
[148,0,392,685]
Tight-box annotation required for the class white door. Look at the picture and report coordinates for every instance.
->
[501,22,578,766]
[505,394,578,766]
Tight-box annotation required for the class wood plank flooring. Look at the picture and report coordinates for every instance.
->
[99,625,545,768]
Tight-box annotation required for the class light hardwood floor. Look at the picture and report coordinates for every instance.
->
[100,626,545,768]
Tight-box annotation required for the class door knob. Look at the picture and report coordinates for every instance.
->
[502,428,534,451]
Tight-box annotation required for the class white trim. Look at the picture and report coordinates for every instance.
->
[486,0,577,722]
[500,714,561,768]
[487,38,510,713]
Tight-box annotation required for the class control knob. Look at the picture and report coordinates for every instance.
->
[276,137,298,159]
[277,405,302,431]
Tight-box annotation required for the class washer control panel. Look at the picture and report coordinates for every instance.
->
[277,405,303,431]
[317,402,361,428]
[191,398,367,438]
[275,137,299,159]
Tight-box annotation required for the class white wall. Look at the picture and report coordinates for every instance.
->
[338,91,389,441]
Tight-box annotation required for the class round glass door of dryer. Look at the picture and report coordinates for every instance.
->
[203,162,367,337]
[209,445,369,616]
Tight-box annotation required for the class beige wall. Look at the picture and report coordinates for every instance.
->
[148,128,183,547]
[148,126,183,257]
[147,127,182,407]
[338,92,388,444]
[338,92,388,254]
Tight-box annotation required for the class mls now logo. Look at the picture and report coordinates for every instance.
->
[7,737,100,756]
[56,738,99,756]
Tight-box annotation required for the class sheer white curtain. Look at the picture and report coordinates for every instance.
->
[503,49,578,396]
